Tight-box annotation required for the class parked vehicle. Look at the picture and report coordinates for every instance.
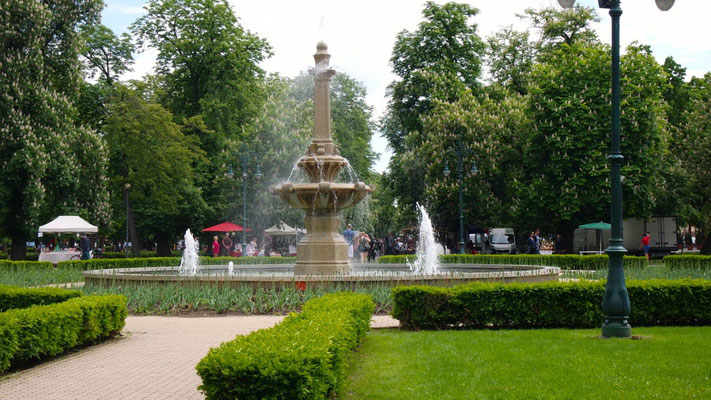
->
[623,216,678,257]
[488,228,517,254]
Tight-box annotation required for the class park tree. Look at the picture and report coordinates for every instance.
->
[519,5,599,56]
[103,84,210,256]
[521,42,668,245]
[0,0,110,260]
[383,1,486,229]
[486,27,535,95]
[80,24,134,85]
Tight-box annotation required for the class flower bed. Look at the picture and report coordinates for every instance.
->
[196,292,374,400]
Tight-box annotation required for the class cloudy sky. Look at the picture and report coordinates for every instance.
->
[103,0,710,173]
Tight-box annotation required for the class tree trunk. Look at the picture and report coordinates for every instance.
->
[156,237,172,257]
[10,237,27,261]
[701,230,710,255]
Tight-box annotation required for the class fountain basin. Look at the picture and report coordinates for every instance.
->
[270,182,373,211]
[83,264,561,290]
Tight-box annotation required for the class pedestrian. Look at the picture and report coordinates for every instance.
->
[80,234,92,260]
[358,232,370,263]
[527,232,537,254]
[534,229,542,255]
[221,234,232,257]
[641,232,651,261]
[211,236,220,258]
[343,224,355,259]
[553,234,565,254]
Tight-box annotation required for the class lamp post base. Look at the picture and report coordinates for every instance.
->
[601,317,632,338]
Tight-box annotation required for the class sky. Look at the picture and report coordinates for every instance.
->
[103,0,711,173]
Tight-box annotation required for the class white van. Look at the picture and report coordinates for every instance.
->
[488,228,517,254]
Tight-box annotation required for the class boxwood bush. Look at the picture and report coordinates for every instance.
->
[0,285,81,312]
[58,256,296,270]
[0,260,53,271]
[379,254,646,270]
[664,255,711,270]
[0,294,127,372]
[196,292,374,400]
[392,279,711,330]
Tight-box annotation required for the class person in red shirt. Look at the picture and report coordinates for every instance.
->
[212,236,220,258]
[641,233,651,261]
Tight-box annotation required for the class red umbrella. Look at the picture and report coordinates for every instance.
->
[201,221,253,232]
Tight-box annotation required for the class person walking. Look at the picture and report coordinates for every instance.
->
[641,232,651,261]
[553,234,565,254]
[534,229,542,255]
[527,232,537,254]
[221,234,232,257]
[211,236,220,258]
[343,224,355,259]
[358,232,371,263]
[80,234,92,260]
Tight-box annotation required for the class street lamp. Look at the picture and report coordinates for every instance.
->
[227,150,262,257]
[558,0,674,338]
[443,137,479,255]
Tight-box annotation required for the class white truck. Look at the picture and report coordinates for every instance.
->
[487,228,517,254]
[623,216,678,257]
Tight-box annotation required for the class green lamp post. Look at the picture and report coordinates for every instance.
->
[227,149,262,257]
[558,0,675,337]
[443,136,479,255]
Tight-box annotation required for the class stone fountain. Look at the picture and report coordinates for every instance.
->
[270,42,373,275]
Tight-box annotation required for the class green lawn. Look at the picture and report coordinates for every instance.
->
[343,327,711,399]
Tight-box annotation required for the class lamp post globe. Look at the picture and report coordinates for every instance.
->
[655,0,675,11]
[558,0,575,9]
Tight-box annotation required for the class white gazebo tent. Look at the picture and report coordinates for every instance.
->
[264,222,305,236]
[39,216,98,234]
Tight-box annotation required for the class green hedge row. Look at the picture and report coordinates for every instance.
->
[379,254,647,270]
[0,294,127,372]
[392,279,711,330]
[0,252,39,261]
[58,256,296,270]
[196,292,374,400]
[0,285,81,312]
[0,260,53,271]
[664,255,711,269]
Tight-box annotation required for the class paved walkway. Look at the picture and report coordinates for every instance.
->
[0,314,399,399]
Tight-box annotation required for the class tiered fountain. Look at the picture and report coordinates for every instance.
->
[271,41,373,275]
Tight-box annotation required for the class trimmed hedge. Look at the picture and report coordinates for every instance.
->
[0,285,81,312]
[0,294,127,372]
[664,255,711,270]
[392,279,711,330]
[196,292,374,400]
[58,256,296,270]
[0,260,53,271]
[379,254,647,270]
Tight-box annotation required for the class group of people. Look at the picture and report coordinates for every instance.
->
[206,234,263,257]
[342,224,384,263]
[527,230,567,255]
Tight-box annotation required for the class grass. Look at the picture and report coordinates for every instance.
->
[562,265,711,280]
[81,283,393,314]
[343,327,711,400]
[0,266,84,287]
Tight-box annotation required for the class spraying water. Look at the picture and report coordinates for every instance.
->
[409,204,440,275]
[178,229,199,276]
[228,261,234,276]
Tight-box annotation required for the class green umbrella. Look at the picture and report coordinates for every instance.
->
[578,222,611,230]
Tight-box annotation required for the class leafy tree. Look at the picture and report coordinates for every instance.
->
[103,84,210,256]
[80,24,134,84]
[0,0,109,260]
[383,1,486,232]
[519,5,599,55]
[521,42,668,243]
[486,27,535,95]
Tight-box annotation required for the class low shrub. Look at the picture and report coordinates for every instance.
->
[0,285,81,312]
[392,279,711,330]
[0,260,53,271]
[664,255,711,270]
[196,292,374,400]
[58,256,296,270]
[0,294,127,372]
[379,254,646,270]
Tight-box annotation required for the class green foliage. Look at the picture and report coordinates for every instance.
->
[392,279,711,330]
[0,0,109,259]
[196,293,374,399]
[80,24,134,84]
[486,27,535,95]
[0,260,53,271]
[0,294,127,372]
[378,254,646,270]
[519,5,599,54]
[58,256,296,270]
[664,255,711,270]
[0,285,81,312]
